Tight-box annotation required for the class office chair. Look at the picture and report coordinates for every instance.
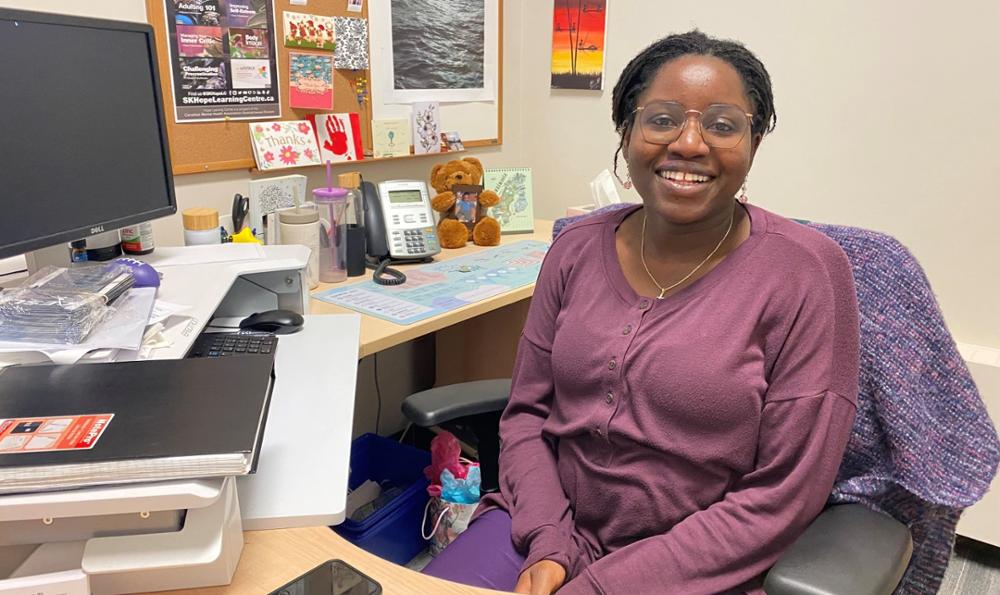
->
[402,209,999,595]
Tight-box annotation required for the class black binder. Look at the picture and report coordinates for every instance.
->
[0,354,275,494]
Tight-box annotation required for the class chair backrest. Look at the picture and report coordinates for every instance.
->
[804,221,998,594]
[552,210,1000,592]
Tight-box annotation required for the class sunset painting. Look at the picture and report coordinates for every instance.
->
[551,0,607,90]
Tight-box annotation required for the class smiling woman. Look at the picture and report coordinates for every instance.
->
[423,31,862,595]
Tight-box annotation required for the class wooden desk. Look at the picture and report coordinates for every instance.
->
[309,221,553,358]
[165,228,555,594]
[151,527,503,594]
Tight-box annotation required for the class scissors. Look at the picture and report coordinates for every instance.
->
[231,193,249,232]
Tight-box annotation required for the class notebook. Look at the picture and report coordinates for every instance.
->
[0,354,275,495]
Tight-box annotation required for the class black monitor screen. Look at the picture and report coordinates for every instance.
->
[0,10,176,259]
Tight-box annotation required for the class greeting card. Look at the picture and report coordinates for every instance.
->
[249,120,323,171]
[283,11,335,51]
[248,174,308,243]
[411,102,441,155]
[372,118,411,158]
[310,113,364,163]
[289,52,334,110]
[485,167,535,234]
[333,17,369,70]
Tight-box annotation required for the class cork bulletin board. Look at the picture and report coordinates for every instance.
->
[146,0,503,176]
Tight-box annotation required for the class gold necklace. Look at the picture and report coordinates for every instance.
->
[640,207,735,300]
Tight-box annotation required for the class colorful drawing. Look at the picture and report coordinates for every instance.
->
[551,0,607,90]
[288,53,334,110]
[283,11,335,51]
[312,113,364,163]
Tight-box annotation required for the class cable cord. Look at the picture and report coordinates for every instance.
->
[368,257,406,286]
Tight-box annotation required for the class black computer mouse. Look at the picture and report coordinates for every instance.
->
[239,309,305,335]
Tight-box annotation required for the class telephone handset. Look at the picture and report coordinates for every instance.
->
[361,180,441,285]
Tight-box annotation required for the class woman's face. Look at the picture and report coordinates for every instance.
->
[623,55,761,226]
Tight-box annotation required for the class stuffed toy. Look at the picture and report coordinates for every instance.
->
[430,157,501,248]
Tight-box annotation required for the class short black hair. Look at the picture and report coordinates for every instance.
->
[612,31,777,179]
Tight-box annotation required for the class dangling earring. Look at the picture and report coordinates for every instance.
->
[737,180,749,203]
[612,169,633,190]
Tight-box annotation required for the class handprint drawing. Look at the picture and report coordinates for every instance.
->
[324,115,349,157]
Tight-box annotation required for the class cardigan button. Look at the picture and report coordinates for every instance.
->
[622,325,632,335]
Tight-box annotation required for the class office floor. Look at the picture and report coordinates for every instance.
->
[940,537,1000,594]
[405,537,1000,593]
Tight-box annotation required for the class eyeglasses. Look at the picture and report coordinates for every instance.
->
[632,102,754,149]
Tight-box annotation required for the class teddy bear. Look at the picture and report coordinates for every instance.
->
[430,157,501,248]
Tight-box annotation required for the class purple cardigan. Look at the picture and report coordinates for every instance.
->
[552,205,1000,593]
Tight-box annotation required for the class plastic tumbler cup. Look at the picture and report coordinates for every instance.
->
[313,187,350,283]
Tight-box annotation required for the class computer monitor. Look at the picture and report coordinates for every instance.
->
[0,9,176,260]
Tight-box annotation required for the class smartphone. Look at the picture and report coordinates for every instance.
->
[268,559,382,595]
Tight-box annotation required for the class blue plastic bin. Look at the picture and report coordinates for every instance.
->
[333,433,431,564]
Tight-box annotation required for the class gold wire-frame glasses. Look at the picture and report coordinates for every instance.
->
[632,101,754,149]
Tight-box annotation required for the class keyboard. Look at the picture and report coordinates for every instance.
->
[186,330,277,358]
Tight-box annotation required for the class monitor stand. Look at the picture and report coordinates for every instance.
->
[22,244,67,275]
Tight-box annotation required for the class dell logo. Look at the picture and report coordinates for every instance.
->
[90,226,105,234]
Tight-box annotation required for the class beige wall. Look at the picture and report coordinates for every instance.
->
[518,0,1000,349]
[5,0,998,351]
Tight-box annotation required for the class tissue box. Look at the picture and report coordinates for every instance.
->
[565,204,596,217]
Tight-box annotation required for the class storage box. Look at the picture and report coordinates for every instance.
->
[333,433,431,564]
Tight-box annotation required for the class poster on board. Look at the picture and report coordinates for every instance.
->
[164,0,281,123]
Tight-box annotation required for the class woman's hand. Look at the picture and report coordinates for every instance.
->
[514,560,567,595]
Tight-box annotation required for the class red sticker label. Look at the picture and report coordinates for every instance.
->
[0,414,114,454]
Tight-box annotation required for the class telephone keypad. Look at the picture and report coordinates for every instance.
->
[389,227,439,258]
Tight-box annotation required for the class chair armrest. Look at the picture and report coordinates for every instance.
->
[401,379,511,427]
[764,504,912,595]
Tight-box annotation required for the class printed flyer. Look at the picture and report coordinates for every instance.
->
[165,0,281,123]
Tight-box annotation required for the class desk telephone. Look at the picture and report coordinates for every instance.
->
[360,180,441,285]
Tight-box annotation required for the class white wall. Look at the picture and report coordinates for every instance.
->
[517,0,1000,349]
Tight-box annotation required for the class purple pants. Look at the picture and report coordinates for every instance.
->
[422,509,525,591]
